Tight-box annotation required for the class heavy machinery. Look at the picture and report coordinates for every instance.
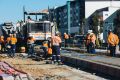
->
[22,20,52,43]
[2,22,15,38]
[16,9,56,59]
[20,10,55,44]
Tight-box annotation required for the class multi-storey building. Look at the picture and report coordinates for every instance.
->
[53,0,120,40]
[85,0,120,42]
[54,0,85,35]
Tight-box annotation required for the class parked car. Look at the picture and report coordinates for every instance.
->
[73,35,85,47]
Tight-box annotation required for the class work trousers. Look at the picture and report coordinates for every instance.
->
[65,39,68,47]
[28,44,34,57]
[86,45,90,53]
[6,43,12,57]
[109,46,116,57]
[52,45,61,62]
[89,42,96,54]
[42,47,48,59]
[11,44,16,57]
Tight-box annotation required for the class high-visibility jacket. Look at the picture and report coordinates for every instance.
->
[0,36,4,43]
[107,32,119,46]
[90,33,96,44]
[85,33,90,45]
[27,38,35,44]
[51,36,62,46]
[10,37,17,45]
[48,48,52,54]
[6,37,11,43]
[0,39,4,43]
[43,43,48,48]
[64,34,69,39]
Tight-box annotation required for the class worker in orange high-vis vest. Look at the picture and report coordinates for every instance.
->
[6,34,12,56]
[27,36,35,57]
[51,32,62,65]
[47,39,52,60]
[89,33,96,54]
[10,34,17,57]
[47,47,52,60]
[107,30,119,57]
[64,32,69,47]
[0,36,5,52]
[42,41,48,59]
[85,33,91,53]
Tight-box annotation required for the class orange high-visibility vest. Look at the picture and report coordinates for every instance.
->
[27,38,35,44]
[43,43,48,48]
[0,39,4,43]
[90,33,96,44]
[108,33,119,46]
[86,34,90,45]
[0,36,4,43]
[6,37,11,43]
[48,48,52,54]
[64,34,69,39]
[10,37,17,44]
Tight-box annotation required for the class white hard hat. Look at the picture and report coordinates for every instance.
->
[88,30,93,33]
[56,31,59,34]
[64,32,66,34]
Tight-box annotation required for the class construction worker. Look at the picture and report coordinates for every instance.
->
[0,36,5,53]
[89,33,96,54]
[47,39,52,60]
[107,30,119,57]
[47,47,52,59]
[42,41,48,59]
[64,32,69,47]
[85,33,91,53]
[10,34,17,57]
[51,32,62,65]
[27,36,35,57]
[6,34,12,56]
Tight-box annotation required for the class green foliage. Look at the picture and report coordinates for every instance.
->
[95,38,100,48]
[92,13,99,26]
[89,13,99,35]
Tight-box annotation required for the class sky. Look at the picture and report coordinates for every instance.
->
[0,0,68,23]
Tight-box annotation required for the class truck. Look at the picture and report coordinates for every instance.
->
[16,10,56,55]
[21,20,52,44]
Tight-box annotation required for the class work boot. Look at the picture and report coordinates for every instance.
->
[58,62,63,65]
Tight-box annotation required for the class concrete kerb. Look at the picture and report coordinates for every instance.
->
[61,55,120,79]
[62,47,114,56]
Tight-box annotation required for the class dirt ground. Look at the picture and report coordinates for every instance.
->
[0,54,107,80]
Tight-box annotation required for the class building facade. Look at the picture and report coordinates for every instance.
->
[51,0,120,41]
[54,0,85,35]
[85,0,120,42]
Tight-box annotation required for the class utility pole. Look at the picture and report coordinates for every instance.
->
[67,1,71,34]
[23,6,26,22]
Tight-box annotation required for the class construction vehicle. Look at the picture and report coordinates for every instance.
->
[2,22,15,38]
[22,20,52,43]
[16,9,56,58]
[20,9,55,44]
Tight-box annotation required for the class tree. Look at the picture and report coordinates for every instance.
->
[89,12,104,48]
[89,13,99,35]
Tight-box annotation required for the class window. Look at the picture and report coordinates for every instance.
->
[29,23,43,32]
[105,14,108,16]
